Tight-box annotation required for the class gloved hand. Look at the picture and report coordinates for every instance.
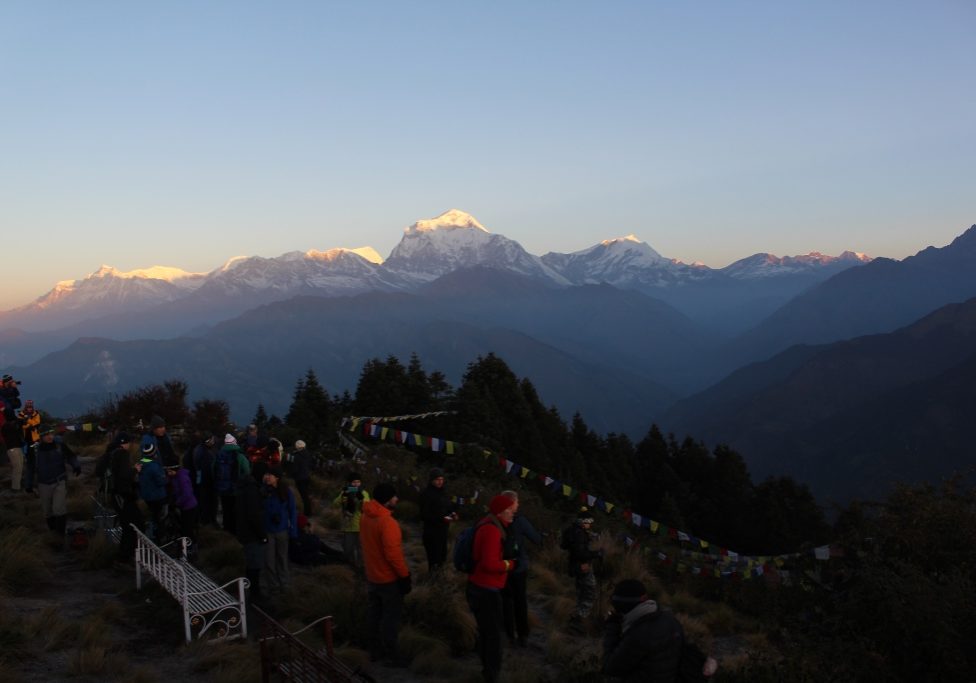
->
[397,574,412,595]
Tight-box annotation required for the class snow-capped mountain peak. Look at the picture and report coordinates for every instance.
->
[305,246,383,265]
[721,251,874,279]
[89,264,205,283]
[406,209,488,235]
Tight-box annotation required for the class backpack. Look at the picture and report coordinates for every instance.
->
[453,518,504,573]
[215,449,239,494]
[559,525,574,551]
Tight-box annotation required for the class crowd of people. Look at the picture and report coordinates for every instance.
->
[0,383,719,681]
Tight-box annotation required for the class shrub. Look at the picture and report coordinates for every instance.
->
[0,527,51,592]
[403,579,476,654]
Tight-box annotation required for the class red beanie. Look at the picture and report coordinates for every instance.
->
[489,494,516,516]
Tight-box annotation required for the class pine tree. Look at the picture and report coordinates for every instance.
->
[285,369,333,448]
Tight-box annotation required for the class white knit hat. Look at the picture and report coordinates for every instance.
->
[224,433,237,445]
[295,440,306,449]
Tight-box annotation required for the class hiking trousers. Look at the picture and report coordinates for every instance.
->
[7,449,23,491]
[366,580,403,662]
[264,530,290,591]
[39,479,67,517]
[574,569,596,618]
[467,582,504,683]
[502,570,530,643]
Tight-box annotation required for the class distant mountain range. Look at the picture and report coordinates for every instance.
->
[0,209,869,366]
[667,296,976,501]
[4,209,976,502]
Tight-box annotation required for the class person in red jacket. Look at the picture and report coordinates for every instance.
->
[359,482,412,668]
[467,493,519,683]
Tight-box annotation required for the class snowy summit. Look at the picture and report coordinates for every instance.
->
[405,209,488,235]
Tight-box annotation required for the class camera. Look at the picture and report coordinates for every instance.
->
[345,485,360,494]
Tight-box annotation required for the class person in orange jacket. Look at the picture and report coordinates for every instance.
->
[359,482,411,667]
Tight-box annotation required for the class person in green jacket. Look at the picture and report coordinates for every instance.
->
[333,471,369,569]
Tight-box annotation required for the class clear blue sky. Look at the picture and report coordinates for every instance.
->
[1,1,973,309]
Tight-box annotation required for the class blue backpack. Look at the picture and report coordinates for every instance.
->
[453,520,488,573]
[215,449,239,494]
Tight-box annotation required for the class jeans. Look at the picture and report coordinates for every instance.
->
[366,580,403,661]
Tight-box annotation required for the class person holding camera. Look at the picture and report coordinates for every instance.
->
[563,507,603,632]
[333,472,369,569]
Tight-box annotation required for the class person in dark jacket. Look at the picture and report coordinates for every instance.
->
[138,442,168,543]
[566,507,602,631]
[191,433,218,526]
[2,414,25,492]
[33,426,81,536]
[419,467,458,572]
[286,439,314,515]
[237,471,268,601]
[262,467,297,593]
[109,432,143,560]
[602,579,704,683]
[140,415,178,467]
[498,490,543,648]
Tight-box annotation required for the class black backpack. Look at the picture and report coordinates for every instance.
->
[215,449,239,493]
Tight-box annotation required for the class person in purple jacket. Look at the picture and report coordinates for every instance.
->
[167,464,199,555]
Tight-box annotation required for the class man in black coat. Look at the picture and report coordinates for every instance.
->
[602,579,684,682]
[418,467,458,572]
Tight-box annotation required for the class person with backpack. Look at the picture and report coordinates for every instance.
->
[214,434,250,533]
[419,467,459,573]
[602,579,719,682]
[564,507,603,633]
[467,493,519,683]
[138,442,168,543]
[498,490,543,648]
[191,432,218,526]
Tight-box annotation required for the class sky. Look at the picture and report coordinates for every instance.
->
[1,1,974,310]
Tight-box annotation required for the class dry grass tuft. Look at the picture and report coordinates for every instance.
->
[403,579,477,654]
[334,644,371,671]
[118,667,159,683]
[702,601,738,635]
[668,589,708,617]
[83,531,118,569]
[317,507,343,530]
[25,606,79,651]
[546,630,602,675]
[397,625,447,671]
[187,639,259,681]
[67,644,111,676]
[0,526,52,592]
[196,528,246,584]
[282,565,366,642]
[394,500,419,522]
[97,599,127,625]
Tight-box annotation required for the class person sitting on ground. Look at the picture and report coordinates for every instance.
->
[289,513,347,565]
[33,425,81,537]
[602,579,719,682]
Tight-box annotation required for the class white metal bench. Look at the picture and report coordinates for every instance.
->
[91,496,122,544]
[132,524,249,642]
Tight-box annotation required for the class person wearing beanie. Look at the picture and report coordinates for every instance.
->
[190,431,219,526]
[419,466,458,573]
[140,414,177,467]
[18,398,41,448]
[2,409,25,492]
[261,467,297,594]
[109,432,143,561]
[137,442,168,543]
[499,490,543,649]
[563,506,602,632]
[236,455,268,603]
[359,481,411,667]
[214,433,250,533]
[467,492,519,683]
[333,471,370,568]
[286,439,314,515]
[602,579,718,682]
[33,426,81,536]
